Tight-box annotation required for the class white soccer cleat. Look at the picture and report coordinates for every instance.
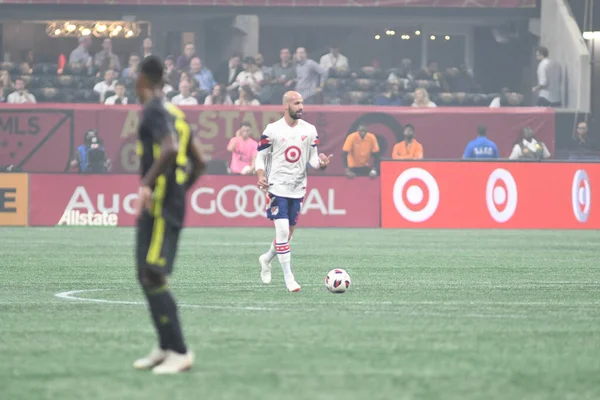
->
[286,280,301,293]
[152,350,194,375]
[259,254,272,284]
[133,347,167,370]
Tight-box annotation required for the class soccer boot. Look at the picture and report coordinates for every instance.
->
[286,280,301,293]
[133,347,167,370]
[152,350,194,375]
[259,254,272,284]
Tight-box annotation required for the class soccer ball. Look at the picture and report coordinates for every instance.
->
[325,269,351,293]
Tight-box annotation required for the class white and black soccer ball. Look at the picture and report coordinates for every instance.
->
[325,269,351,293]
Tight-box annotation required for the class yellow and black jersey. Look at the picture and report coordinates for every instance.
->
[137,97,192,228]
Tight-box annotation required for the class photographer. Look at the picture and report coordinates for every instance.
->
[70,130,111,173]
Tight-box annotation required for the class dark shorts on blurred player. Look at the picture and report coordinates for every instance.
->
[136,212,181,276]
[266,193,303,226]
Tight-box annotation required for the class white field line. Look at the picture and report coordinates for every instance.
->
[53,289,600,320]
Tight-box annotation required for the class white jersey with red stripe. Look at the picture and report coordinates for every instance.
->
[256,117,320,199]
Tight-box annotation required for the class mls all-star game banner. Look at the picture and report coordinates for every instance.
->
[380,161,599,229]
[28,174,380,228]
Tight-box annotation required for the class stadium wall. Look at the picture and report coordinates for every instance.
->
[1,161,597,229]
[540,0,591,112]
[0,105,555,175]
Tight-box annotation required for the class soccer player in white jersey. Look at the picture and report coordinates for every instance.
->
[254,91,332,292]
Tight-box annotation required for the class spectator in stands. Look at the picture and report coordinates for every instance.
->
[294,47,327,105]
[229,57,263,98]
[489,88,510,108]
[342,124,380,178]
[104,81,128,105]
[163,78,175,96]
[122,53,140,86]
[215,53,243,87]
[190,57,216,93]
[533,46,561,107]
[0,70,14,92]
[255,53,273,103]
[448,63,476,93]
[412,88,436,107]
[179,70,200,94]
[255,53,272,79]
[462,126,498,159]
[164,55,178,86]
[7,78,36,104]
[234,86,260,106]
[176,43,196,71]
[69,36,93,70]
[93,69,117,103]
[20,49,35,75]
[266,48,295,105]
[572,122,596,151]
[227,122,258,175]
[320,44,349,72]
[204,84,232,105]
[400,58,415,81]
[142,37,153,58]
[509,127,551,160]
[374,82,404,106]
[171,80,198,106]
[95,38,121,74]
[392,125,423,160]
[416,61,448,91]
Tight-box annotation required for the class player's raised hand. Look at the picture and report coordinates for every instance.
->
[135,186,152,217]
[318,153,333,168]
[257,176,269,191]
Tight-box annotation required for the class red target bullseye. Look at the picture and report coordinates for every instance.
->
[402,178,430,212]
[491,179,508,213]
[284,146,301,163]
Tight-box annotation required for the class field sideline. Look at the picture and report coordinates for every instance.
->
[3,227,600,400]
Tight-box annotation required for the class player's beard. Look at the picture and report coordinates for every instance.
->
[290,109,303,120]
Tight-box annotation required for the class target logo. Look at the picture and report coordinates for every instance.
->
[572,169,591,223]
[486,169,518,223]
[284,146,301,163]
[392,168,440,222]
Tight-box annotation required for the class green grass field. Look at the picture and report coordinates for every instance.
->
[2,227,600,400]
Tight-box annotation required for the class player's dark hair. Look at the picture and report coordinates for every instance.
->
[139,55,164,87]
[477,125,486,136]
[537,46,549,58]
[404,124,415,132]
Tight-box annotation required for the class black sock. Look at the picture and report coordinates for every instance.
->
[144,285,187,354]
[144,289,168,350]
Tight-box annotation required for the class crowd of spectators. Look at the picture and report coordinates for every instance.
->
[0,36,528,107]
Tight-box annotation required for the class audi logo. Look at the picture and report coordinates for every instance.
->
[190,185,266,218]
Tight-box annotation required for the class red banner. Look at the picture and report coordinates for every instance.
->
[0,0,536,7]
[1,105,555,175]
[28,174,380,227]
[380,161,600,229]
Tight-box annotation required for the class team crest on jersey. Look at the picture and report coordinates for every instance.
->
[271,206,279,216]
[301,135,307,141]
